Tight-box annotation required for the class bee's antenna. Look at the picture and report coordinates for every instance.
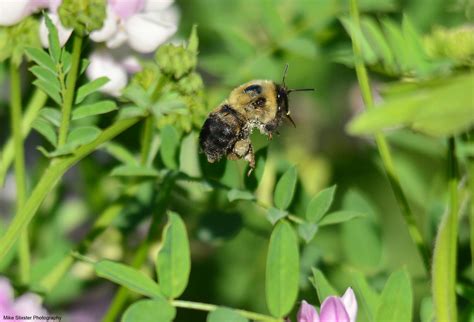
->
[282,64,289,88]
[287,88,315,93]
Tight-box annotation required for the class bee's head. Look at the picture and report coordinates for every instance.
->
[276,64,314,127]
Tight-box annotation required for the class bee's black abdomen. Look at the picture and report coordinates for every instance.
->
[199,105,243,163]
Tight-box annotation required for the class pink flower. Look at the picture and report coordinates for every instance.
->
[297,288,357,322]
[0,277,48,320]
[90,0,178,53]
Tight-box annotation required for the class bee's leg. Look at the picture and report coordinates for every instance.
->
[229,139,255,175]
[244,144,255,176]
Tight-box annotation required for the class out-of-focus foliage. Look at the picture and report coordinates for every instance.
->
[0,0,472,321]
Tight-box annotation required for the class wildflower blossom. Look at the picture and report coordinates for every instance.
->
[90,0,178,53]
[0,277,48,319]
[296,288,357,322]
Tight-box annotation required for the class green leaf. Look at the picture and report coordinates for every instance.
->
[341,17,378,65]
[117,105,148,120]
[39,107,61,127]
[152,93,187,116]
[350,270,380,322]
[67,126,101,147]
[310,268,338,303]
[375,269,412,322]
[95,260,162,298]
[347,73,474,137]
[122,299,175,322]
[30,66,60,92]
[79,58,90,75]
[72,100,117,120]
[44,14,61,62]
[227,189,255,202]
[45,126,102,157]
[33,79,61,105]
[306,185,337,223]
[122,83,151,108]
[157,212,191,299]
[25,47,56,73]
[207,308,248,322]
[273,166,297,210]
[266,207,288,225]
[266,220,299,317]
[160,125,180,170]
[381,19,410,73]
[318,210,365,226]
[32,118,57,146]
[62,50,71,74]
[110,165,159,177]
[75,77,109,104]
[360,17,394,71]
[102,142,138,166]
[187,25,199,53]
[298,223,318,243]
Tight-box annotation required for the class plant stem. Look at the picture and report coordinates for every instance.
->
[0,116,142,261]
[432,138,458,322]
[101,172,177,322]
[469,156,474,281]
[0,89,48,186]
[349,0,430,271]
[171,300,281,321]
[140,116,154,166]
[9,62,30,284]
[57,33,82,147]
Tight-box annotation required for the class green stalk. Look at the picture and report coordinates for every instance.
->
[0,116,142,261]
[9,63,30,284]
[432,138,458,322]
[469,158,474,281]
[171,300,281,321]
[57,33,82,147]
[349,0,430,271]
[140,116,154,166]
[0,89,48,186]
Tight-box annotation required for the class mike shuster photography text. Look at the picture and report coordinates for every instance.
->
[3,315,62,321]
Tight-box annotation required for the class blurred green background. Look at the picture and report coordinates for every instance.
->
[0,0,472,321]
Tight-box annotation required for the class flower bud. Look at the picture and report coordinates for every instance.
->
[58,0,106,35]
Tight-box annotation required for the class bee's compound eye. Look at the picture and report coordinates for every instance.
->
[253,97,266,108]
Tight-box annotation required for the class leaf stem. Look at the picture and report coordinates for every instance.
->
[432,137,458,322]
[0,116,142,261]
[9,62,30,284]
[349,0,430,271]
[140,116,154,166]
[0,89,48,186]
[58,33,82,147]
[171,300,281,321]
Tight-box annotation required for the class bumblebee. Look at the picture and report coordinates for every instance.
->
[199,65,313,175]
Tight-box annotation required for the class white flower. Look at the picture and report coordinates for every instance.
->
[0,0,49,26]
[90,0,179,53]
[86,50,141,96]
